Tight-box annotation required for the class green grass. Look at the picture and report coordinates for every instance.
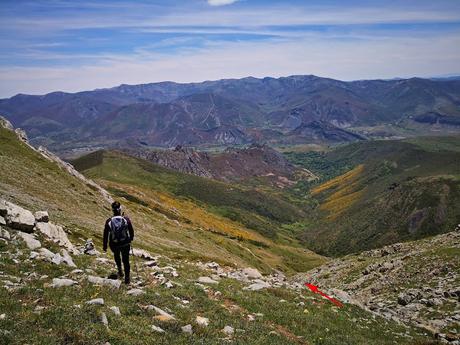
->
[0,237,433,345]
[283,137,460,256]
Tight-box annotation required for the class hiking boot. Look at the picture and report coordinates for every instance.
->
[118,270,124,279]
[124,277,130,285]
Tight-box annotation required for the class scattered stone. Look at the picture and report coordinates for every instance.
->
[61,249,77,267]
[109,306,121,316]
[34,211,49,223]
[0,314,6,320]
[144,260,157,267]
[83,239,99,256]
[87,275,122,289]
[181,324,193,334]
[100,312,109,327]
[17,232,41,250]
[242,267,263,279]
[151,325,165,333]
[50,278,78,288]
[0,227,10,240]
[245,280,271,291]
[197,277,219,285]
[132,248,156,260]
[223,325,234,336]
[2,201,35,232]
[196,316,209,327]
[126,288,145,296]
[0,216,6,226]
[164,281,174,289]
[86,298,104,305]
[150,306,176,321]
[35,222,76,253]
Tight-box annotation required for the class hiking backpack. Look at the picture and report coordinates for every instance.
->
[109,216,129,243]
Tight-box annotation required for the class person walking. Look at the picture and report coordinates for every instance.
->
[103,201,134,284]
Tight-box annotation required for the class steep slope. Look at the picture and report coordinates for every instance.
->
[0,200,431,345]
[295,227,460,343]
[285,137,460,256]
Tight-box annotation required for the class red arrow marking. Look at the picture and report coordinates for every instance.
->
[305,283,343,308]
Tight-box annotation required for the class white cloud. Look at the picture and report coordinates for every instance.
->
[1,33,459,97]
[207,0,239,6]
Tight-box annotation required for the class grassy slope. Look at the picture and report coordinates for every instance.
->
[0,237,433,345]
[0,127,324,273]
[71,150,324,273]
[0,127,441,344]
[285,136,460,256]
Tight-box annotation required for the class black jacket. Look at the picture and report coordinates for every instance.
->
[103,216,134,251]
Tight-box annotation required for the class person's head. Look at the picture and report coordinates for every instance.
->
[111,201,122,216]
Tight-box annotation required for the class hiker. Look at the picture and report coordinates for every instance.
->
[103,201,134,284]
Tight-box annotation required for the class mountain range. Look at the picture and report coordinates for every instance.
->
[1,75,460,155]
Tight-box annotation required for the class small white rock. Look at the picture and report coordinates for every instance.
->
[126,288,145,296]
[196,316,209,327]
[50,278,77,288]
[223,325,234,335]
[100,312,108,327]
[109,306,121,316]
[86,298,104,305]
[151,325,165,333]
[181,324,193,334]
[197,277,219,285]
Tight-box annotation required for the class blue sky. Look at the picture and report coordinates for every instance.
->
[0,0,460,97]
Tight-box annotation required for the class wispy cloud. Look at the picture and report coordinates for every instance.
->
[0,0,459,97]
[207,0,239,6]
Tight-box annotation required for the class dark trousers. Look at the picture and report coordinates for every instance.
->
[111,244,130,279]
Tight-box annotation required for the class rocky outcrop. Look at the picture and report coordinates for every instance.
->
[1,200,35,232]
[294,226,460,342]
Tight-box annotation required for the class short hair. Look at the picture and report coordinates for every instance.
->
[111,201,121,214]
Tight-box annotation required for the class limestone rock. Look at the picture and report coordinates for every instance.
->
[17,232,41,250]
[223,325,234,336]
[50,278,78,288]
[87,275,121,289]
[100,312,108,327]
[35,222,76,253]
[86,298,104,305]
[0,216,6,226]
[0,227,10,240]
[181,324,193,334]
[245,280,271,291]
[242,267,263,279]
[2,201,35,232]
[151,325,165,333]
[126,288,145,296]
[150,306,175,321]
[34,211,49,223]
[109,306,121,316]
[196,316,209,327]
[61,249,77,267]
[197,276,219,285]
[132,248,156,260]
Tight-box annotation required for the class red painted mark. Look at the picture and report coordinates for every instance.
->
[305,283,343,308]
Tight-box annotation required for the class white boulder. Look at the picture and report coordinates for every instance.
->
[34,211,49,223]
[87,275,121,289]
[242,267,263,279]
[35,222,76,253]
[196,316,209,327]
[17,232,41,250]
[2,201,35,232]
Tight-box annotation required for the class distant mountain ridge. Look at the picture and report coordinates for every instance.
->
[1,75,459,153]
